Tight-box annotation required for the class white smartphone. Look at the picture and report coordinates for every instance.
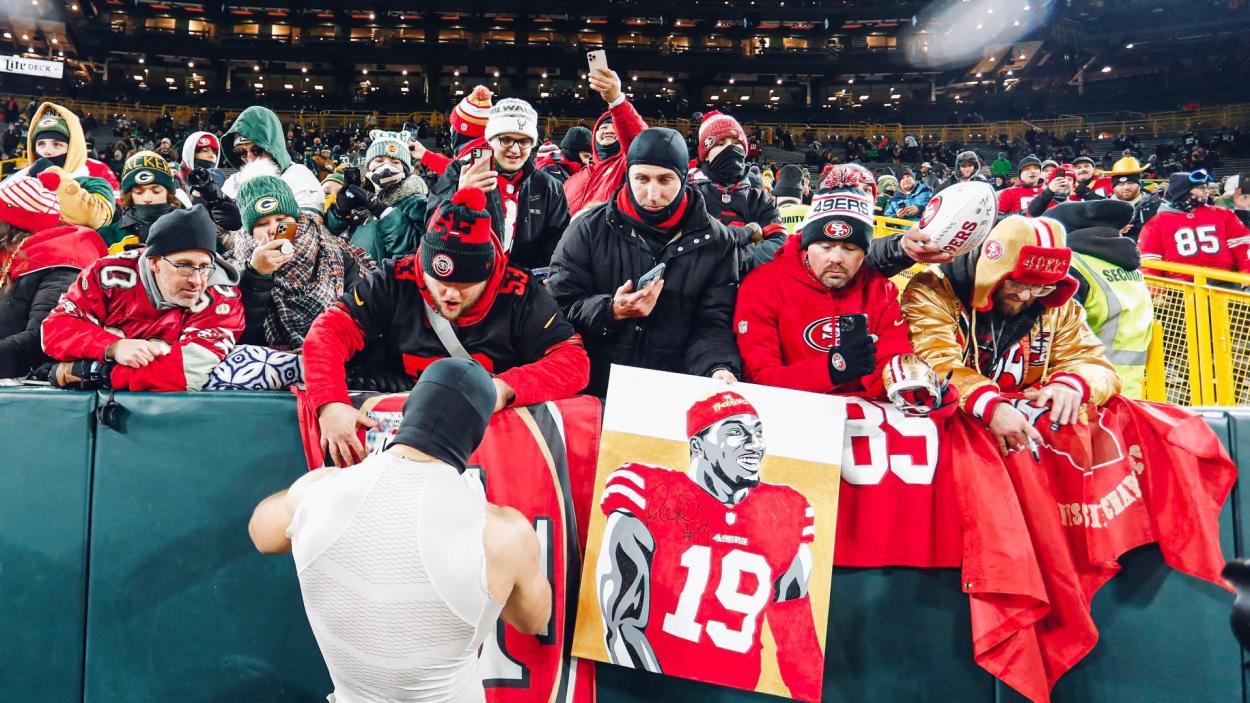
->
[471,146,491,170]
[587,50,608,73]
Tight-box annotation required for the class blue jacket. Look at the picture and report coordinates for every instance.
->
[884,183,934,220]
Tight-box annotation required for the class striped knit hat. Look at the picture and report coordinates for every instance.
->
[0,173,61,232]
[450,85,494,139]
[697,111,748,162]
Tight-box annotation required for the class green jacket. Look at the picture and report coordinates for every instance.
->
[222,107,293,171]
[349,194,428,265]
[991,155,1012,177]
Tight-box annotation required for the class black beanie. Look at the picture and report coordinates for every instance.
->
[627,128,689,183]
[1046,199,1134,233]
[561,126,592,155]
[391,358,496,471]
[1019,154,1042,171]
[421,187,497,283]
[800,189,874,252]
[145,205,219,258]
[775,164,805,199]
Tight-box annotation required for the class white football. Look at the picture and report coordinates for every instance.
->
[915,181,998,256]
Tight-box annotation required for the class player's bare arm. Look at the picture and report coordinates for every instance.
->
[485,503,552,635]
[597,511,662,672]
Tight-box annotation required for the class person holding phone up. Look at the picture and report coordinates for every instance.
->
[428,98,570,272]
[548,128,741,397]
[231,175,375,351]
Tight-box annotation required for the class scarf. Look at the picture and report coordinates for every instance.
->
[235,214,376,349]
[614,185,690,251]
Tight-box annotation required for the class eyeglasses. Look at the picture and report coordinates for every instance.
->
[233,144,264,160]
[1002,280,1057,296]
[161,257,215,280]
[493,136,534,151]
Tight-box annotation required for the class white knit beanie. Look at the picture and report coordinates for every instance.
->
[484,98,539,143]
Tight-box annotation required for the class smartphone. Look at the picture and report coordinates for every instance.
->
[274,221,298,242]
[835,313,868,346]
[471,146,491,170]
[637,262,666,290]
[587,50,608,73]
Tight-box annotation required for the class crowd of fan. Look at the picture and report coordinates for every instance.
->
[2,66,1250,461]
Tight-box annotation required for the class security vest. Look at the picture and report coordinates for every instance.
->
[778,201,810,234]
[1069,252,1153,399]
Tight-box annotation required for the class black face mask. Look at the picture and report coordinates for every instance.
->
[193,158,216,170]
[131,202,174,225]
[46,153,68,169]
[706,145,747,185]
[595,140,621,161]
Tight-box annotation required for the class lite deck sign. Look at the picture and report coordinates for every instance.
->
[1,55,64,79]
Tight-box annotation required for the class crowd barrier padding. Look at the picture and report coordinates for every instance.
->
[0,388,96,702]
[0,390,1244,703]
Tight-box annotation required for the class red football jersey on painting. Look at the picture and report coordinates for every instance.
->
[600,463,814,691]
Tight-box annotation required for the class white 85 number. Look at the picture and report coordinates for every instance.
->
[1174,226,1219,256]
[840,398,939,485]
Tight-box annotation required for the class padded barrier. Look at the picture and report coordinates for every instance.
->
[0,392,1244,702]
[0,388,96,703]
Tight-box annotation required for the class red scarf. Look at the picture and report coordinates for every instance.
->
[614,186,689,234]
[414,235,509,327]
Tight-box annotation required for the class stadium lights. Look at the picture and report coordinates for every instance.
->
[187,61,194,68]
[50,37,57,44]
[21,34,29,41]
[301,67,308,73]
[253,64,259,71]
[776,78,782,84]
[362,68,368,74]
[667,76,673,82]
[1125,43,1134,49]
[493,70,499,77]
[138,57,144,63]
[848,78,855,84]
[1,33,9,39]
[1101,66,1112,73]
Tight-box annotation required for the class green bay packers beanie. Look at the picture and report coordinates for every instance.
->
[120,151,176,194]
[237,174,300,233]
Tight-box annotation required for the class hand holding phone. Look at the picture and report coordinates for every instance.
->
[274,221,299,242]
[637,262,666,290]
[827,313,877,386]
[586,51,622,103]
[458,148,498,193]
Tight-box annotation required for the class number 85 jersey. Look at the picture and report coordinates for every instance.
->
[600,463,814,690]
[1138,205,1250,280]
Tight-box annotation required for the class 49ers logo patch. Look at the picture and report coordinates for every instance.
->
[918,195,942,229]
[823,220,852,239]
[431,253,455,277]
[802,316,836,351]
[983,240,1004,260]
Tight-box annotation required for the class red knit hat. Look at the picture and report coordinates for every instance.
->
[450,85,494,139]
[0,173,61,232]
[686,390,759,438]
[421,187,497,283]
[697,111,747,162]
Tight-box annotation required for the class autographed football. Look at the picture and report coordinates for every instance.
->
[915,181,998,256]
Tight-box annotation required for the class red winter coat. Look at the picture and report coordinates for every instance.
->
[562,98,647,215]
[997,182,1044,216]
[733,235,913,400]
[41,250,244,390]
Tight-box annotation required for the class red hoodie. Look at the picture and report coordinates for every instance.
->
[562,98,648,215]
[733,235,912,399]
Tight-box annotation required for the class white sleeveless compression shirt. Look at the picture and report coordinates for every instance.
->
[287,453,504,703]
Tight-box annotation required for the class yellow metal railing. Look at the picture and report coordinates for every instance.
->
[1140,260,1250,406]
[9,92,1250,148]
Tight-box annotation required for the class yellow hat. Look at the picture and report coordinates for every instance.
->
[1109,153,1147,177]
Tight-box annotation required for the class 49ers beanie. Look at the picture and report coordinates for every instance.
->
[799,189,874,252]
[421,187,496,283]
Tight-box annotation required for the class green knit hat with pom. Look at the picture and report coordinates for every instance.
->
[237,174,300,233]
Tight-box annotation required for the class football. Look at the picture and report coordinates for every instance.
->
[915,181,998,256]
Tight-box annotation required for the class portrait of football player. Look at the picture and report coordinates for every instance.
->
[594,390,823,702]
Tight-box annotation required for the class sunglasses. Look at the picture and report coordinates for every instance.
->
[233,144,265,159]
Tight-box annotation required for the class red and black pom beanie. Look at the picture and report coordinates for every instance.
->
[421,187,497,283]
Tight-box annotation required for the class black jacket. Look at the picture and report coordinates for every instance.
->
[691,175,786,275]
[547,186,742,395]
[429,159,571,272]
[0,267,78,377]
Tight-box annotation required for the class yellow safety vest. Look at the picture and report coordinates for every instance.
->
[778,201,810,235]
[1070,252,1154,399]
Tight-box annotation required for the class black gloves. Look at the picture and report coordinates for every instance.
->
[207,199,242,231]
[27,157,55,177]
[333,185,386,220]
[827,326,877,387]
[33,360,114,390]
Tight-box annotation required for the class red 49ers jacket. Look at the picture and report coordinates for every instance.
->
[41,249,244,390]
[733,235,913,399]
